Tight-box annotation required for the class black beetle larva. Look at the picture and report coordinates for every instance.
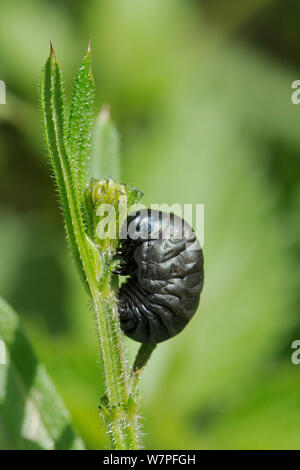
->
[116,209,204,343]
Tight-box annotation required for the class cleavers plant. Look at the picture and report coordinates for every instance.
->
[40,41,153,450]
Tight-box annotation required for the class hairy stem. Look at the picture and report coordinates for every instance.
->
[83,179,143,449]
[92,262,140,449]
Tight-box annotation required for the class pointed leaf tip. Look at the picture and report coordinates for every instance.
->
[88,34,92,53]
[50,41,55,56]
[100,104,111,120]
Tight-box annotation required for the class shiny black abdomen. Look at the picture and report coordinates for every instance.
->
[118,210,204,343]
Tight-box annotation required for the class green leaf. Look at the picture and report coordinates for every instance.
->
[89,107,121,182]
[40,44,91,293]
[67,40,95,195]
[0,298,84,450]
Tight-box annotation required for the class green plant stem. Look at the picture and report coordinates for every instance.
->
[91,264,140,449]
[83,180,143,449]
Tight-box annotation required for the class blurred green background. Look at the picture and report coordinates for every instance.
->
[0,0,300,450]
